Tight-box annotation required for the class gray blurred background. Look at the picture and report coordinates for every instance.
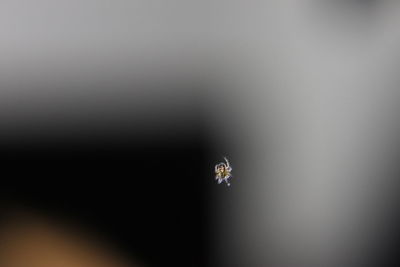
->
[2,1,400,267]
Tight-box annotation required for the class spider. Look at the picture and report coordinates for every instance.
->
[215,157,232,186]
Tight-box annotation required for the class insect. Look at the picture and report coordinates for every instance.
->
[215,157,232,186]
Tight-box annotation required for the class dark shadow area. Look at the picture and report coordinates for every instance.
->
[0,125,214,267]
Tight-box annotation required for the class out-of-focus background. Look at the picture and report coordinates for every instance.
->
[2,1,400,267]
